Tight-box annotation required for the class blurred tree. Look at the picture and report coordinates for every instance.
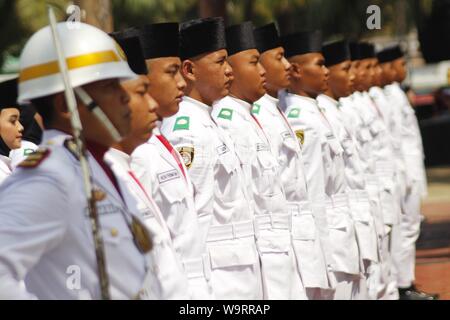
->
[74,0,113,32]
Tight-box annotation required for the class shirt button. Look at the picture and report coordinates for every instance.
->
[110,228,119,237]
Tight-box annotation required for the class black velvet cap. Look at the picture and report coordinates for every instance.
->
[359,42,376,59]
[349,41,362,60]
[253,23,281,53]
[281,30,323,58]
[322,40,351,67]
[110,32,148,75]
[138,23,180,59]
[225,21,257,56]
[180,17,227,60]
[377,45,404,63]
[0,78,19,109]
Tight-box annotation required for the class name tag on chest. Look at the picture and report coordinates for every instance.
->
[158,169,180,184]
[281,131,292,141]
[256,143,270,152]
[216,144,230,156]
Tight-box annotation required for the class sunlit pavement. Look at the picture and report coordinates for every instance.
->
[415,167,450,300]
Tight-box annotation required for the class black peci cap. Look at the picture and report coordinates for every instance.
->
[253,23,281,54]
[138,22,180,59]
[377,45,404,63]
[349,41,362,60]
[180,17,227,60]
[225,21,257,56]
[0,78,20,109]
[359,42,376,59]
[110,32,148,75]
[281,30,323,58]
[322,40,351,67]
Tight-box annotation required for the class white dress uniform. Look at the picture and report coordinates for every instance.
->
[0,130,149,300]
[252,94,330,295]
[282,92,361,300]
[350,91,400,300]
[383,83,426,289]
[0,155,12,185]
[9,140,39,171]
[161,96,263,300]
[317,94,381,299]
[212,95,305,300]
[105,147,189,299]
[131,127,214,299]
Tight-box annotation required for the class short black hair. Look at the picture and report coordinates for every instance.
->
[30,96,55,128]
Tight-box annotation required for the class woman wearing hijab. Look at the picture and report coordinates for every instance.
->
[0,78,23,184]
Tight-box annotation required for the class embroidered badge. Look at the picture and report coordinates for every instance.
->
[288,108,301,118]
[295,130,305,146]
[177,146,194,169]
[218,108,233,120]
[251,103,261,115]
[18,148,51,169]
[173,116,190,131]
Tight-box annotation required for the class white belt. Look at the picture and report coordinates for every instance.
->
[347,190,370,203]
[183,255,211,281]
[207,220,255,243]
[375,161,394,175]
[254,213,291,232]
[331,193,349,208]
[287,200,313,216]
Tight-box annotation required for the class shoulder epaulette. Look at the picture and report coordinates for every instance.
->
[64,138,80,160]
[18,148,51,169]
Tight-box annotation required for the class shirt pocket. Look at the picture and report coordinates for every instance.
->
[209,244,258,269]
[292,211,316,241]
[158,181,189,237]
[216,146,241,202]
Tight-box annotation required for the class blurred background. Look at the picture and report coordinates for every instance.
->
[0,0,449,297]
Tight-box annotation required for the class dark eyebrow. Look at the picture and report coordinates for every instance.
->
[9,114,19,121]
[250,54,260,60]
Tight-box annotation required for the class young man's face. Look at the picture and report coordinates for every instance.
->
[349,60,360,93]
[79,78,131,147]
[354,59,372,91]
[182,49,234,105]
[228,49,266,103]
[290,52,329,96]
[371,59,384,87]
[380,62,397,85]
[0,108,23,150]
[121,76,158,145]
[392,58,407,83]
[146,57,186,119]
[328,60,354,98]
[259,47,291,95]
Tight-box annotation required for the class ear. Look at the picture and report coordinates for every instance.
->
[290,61,302,80]
[181,59,196,82]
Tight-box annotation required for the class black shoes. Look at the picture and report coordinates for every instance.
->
[399,285,439,300]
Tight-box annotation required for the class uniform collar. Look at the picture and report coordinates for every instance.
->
[256,94,279,115]
[181,95,213,124]
[42,129,73,146]
[106,147,131,170]
[317,94,338,106]
[0,155,11,168]
[285,92,319,112]
[214,95,254,121]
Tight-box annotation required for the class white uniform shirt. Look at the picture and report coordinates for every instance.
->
[0,155,12,185]
[282,93,360,276]
[0,130,150,300]
[252,94,330,289]
[131,128,213,299]
[105,148,189,300]
[161,96,261,300]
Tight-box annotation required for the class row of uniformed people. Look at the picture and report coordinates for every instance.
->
[0,15,434,300]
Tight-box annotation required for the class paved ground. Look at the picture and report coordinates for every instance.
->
[415,167,450,300]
